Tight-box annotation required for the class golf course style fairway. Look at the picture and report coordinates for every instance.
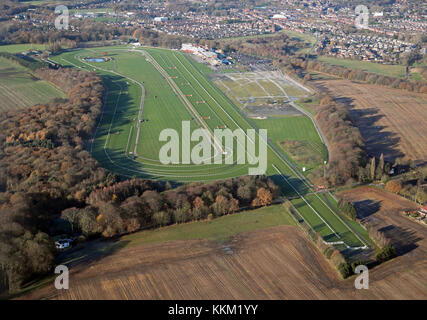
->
[50,46,370,249]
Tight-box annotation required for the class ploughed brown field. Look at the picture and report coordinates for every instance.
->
[23,214,426,299]
[313,79,427,163]
[338,187,427,297]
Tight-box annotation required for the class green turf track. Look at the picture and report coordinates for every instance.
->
[50,46,370,249]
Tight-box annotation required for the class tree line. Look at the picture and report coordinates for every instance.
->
[305,94,411,187]
[131,28,189,49]
[216,33,308,61]
[0,52,49,71]
[0,67,114,294]
[57,175,278,239]
[0,19,189,51]
[314,94,366,186]
[385,166,427,205]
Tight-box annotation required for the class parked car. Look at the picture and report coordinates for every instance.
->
[55,239,73,250]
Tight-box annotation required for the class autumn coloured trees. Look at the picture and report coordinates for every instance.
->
[0,67,112,293]
[251,188,273,207]
[79,175,279,238]
[218,33,307,62]
[314,93,366,186]
[385,180,403,194]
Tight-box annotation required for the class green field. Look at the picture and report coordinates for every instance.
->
[317,55,406,78]
[252,116,327,170]
[281,30,317,54]
[0,57,65,112]
[120,204,296,247]
[50,45,370,249]
[0,44,47,54]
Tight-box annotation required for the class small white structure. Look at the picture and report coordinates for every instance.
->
[154,17,169,22]
[272,14,286,20]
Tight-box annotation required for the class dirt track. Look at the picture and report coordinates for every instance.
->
[23,219,427,300]
[313,79,427,164]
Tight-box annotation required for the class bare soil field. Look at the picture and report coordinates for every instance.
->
[338,186,427,296]
[338,187,423,255]
[23,223,426,300]
[313,79,427,164]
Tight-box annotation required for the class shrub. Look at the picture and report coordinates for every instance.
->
[364,222,391,248]
[338,262,352,279]
[153,211,170,227]
[385,180,402,194]
[323,246,334,259]
[351,260,367,273]
[376,244,397,263]
[338,199,358,220]
[251,188,273,207]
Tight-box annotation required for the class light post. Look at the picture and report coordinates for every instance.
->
[323,160,327,178]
